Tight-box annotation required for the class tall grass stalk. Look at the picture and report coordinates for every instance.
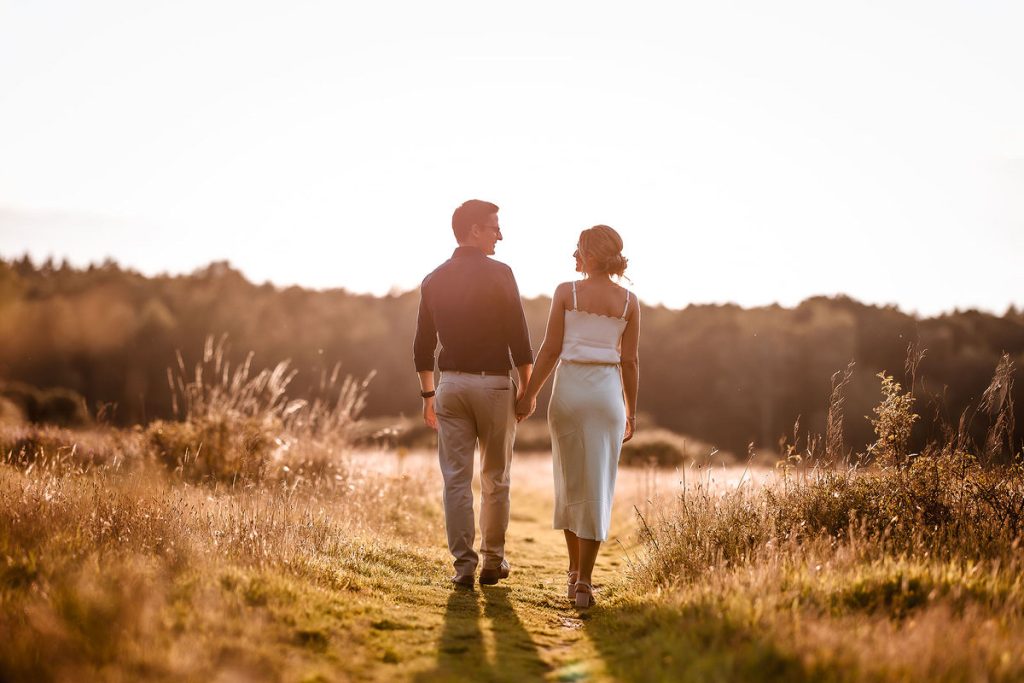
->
[152,335,373,484]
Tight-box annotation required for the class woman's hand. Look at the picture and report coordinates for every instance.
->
[516,395,536,422]
[623,415,636,443]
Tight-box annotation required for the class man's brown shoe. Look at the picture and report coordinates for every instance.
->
[451,574,475,588]
[479,560,510,585]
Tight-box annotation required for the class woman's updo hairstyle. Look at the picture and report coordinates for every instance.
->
[578,225,628,278]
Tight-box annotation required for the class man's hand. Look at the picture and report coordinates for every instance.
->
[417,370,437,430]
[423,397,438,431]
[515,395,536,423]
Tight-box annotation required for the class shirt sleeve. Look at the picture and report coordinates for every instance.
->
[504,268,534,367]
[413,282,438,372]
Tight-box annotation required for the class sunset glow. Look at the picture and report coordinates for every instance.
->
[2,1,1022,315]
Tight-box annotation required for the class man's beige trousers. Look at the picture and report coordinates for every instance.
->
[434,371,516,577]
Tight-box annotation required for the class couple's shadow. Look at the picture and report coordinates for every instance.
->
[414,584,549,682]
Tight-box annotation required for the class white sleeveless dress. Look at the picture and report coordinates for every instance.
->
[548,282,630,542]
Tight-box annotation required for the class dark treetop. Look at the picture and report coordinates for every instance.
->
[414,247,534,373]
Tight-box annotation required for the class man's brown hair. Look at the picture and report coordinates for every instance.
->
[452,199,499,242]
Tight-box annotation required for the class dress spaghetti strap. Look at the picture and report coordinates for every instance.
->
[621,290,631,318]
[571,281,578,311]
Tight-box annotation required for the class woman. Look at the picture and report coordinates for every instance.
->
[515,225,640,608]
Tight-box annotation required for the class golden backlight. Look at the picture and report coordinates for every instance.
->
[0,2,1021,315]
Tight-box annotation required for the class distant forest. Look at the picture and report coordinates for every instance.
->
[1,256,1021,457]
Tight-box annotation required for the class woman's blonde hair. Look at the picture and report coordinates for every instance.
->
[578,225,628,278]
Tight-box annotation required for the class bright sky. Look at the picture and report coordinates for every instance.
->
[1,1,1022,316]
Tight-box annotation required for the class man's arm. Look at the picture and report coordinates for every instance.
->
[417,370,438,431]
[514,363,533,415]
[413,283,439,430]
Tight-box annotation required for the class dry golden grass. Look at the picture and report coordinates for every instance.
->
[605,356,1024,682]
[2,346,1023,682]
[0,438,441,681]
[4,426,1024,682]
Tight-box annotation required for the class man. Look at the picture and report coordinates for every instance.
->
[414,199,534,588]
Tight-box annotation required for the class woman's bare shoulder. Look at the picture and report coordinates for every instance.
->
[625,288,641,320]
[550,282,578,308]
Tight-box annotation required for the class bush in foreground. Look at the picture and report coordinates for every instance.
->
[636,355,1022,583]
[620,355,1024,681]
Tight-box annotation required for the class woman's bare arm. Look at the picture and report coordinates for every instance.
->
[620,294,641,441]
[515,283,569,419]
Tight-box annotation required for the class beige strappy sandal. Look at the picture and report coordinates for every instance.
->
[574,581,595,608]
[567,571,580,600]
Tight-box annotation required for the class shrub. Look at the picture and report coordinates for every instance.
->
[867,373,918,467]
[0,424,134,470]
[0,396,24,424]
[0,382,39,420]
[351,415,556,453]
[636,362,1024,589]
[37,387,91,427]
[0,382,90,427]
[150,335,371,484]
[352,416,437,450]
[147,417,272,482]
[620,428,723,468]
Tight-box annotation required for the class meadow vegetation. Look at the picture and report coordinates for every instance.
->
[1,340,1022,681]
[611,353,1024,681]
[0,338,441,681]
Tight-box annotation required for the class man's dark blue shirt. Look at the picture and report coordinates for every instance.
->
[414,247,534,373]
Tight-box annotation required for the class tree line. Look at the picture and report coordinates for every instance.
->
[1,255,1021,457]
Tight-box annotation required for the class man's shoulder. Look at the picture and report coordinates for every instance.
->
[420,258,454,288]
[421,255,516,289]
[483,256,515,276]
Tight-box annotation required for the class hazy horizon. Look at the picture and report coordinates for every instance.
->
[4,247,1018,320]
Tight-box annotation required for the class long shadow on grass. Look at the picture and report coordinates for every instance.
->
[481,585,550,679]
[414,585,547,682]
[587,600,838,683]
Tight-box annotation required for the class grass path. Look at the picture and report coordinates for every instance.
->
[337,454,645,682]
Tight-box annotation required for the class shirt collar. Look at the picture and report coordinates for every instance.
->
[452,246,486,259]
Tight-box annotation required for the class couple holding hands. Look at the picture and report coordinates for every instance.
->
[414,199,640,608]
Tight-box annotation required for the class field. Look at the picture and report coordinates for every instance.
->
[2,355,1024,682]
